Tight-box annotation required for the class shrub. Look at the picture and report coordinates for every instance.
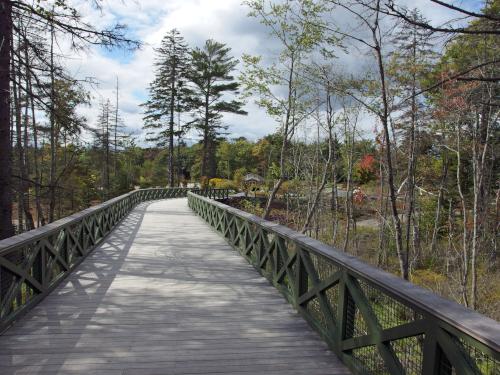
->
[233,168,247,190]
[277,179,301,195]
[209,178,237,190]
[240,199,264,216]
[411,269,447,295]
[354,154,377,184]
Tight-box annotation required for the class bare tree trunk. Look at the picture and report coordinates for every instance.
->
[454,126,469,307]
[200,87,210,180]
[404,35,418,273]
[22,64,34,230]
[377,134,387,267]
[13,49,24,233]
[264,179,284,220]
[168,69,175,187]
[471,97,493,309]
[13,29,34,231]
[343,114,354,252]
[471,115,480,310]
[0,0,14,239]
[176,100,182,187]
[301,116,333,234]
[263,56,296,220]
[446,198,453,278]
[208,137,217,179]
[372,1,407,279]
[430,155,449,254]
[105,101,110,197]
[331,164,339,243]
[331,133,339,244]
[27,61,45,227]
[113,77,119,184]
[48,22,57,222]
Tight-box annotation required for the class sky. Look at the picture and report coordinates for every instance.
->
[62,0,480,144]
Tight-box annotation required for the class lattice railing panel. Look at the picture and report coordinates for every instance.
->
[188,192,500,375]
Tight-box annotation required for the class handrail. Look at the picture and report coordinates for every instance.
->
[0,187,230,333]
[188,192,500,375]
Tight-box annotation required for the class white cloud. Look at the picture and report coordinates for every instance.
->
[59,0,466,144]
[62,0,273,143]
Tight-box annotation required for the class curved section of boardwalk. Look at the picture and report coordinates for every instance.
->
[0,198,349,375]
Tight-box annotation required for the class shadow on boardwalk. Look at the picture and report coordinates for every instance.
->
[0,198,349,375]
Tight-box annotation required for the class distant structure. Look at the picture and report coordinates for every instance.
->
[243,173,264,184]
[243,173,265,197]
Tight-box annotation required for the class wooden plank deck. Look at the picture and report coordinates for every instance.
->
[0,198,349,375]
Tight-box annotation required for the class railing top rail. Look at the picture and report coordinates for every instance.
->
[0,191,136,253]
[188,191,500,353]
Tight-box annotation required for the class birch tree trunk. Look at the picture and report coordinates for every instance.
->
[301,108,334,234]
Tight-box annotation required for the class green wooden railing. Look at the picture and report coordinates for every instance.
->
[188,192,500,375]
[0,187,230,333]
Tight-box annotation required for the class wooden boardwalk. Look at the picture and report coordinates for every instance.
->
[0,198,349,375]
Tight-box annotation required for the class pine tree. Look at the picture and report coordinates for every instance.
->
[143,29,188,187]
[184,39,247,179]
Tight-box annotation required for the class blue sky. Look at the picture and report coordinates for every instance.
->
[64,0,481,144]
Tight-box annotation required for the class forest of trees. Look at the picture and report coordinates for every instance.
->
[0,0,498,319]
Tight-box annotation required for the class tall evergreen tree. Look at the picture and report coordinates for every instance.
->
[185,39,247,179]
[143,29,188,187]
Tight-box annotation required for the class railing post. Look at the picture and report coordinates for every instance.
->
[422,324,441,375]
[294,248,308,309]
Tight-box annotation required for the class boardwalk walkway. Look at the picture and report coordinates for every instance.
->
[0,198,349,375]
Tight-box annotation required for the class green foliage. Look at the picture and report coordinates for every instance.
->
[233,167,248,190]
[216,138,257,179]
[277,179,301,195]
[184,39,247,177]
[241,0,330,121]
[142,29,189,146]
[209,178,237,190]
[411,269,447,293]
[50,79,89,135]
[240,199,264,217]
